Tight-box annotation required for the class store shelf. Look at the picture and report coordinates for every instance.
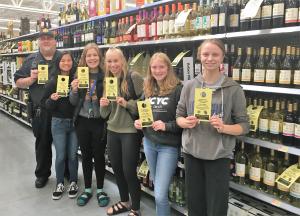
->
[229,181,300,215]
[244,137,300,156]
[0,51,36,56]
[241,84,300,95]
[0,107,31,127]
[225,26,300,39]
[0,94,26,105]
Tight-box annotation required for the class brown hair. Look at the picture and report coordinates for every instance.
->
[104,47,129,96]
[197,39,225,60]
[78,43,104,70]
[144,52,180,98]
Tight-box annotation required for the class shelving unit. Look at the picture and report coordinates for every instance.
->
[241,85,300,95]
[230,182,300,215]
[0,107,31,127]
[0,93,26,105]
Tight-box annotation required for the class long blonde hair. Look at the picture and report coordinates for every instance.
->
[144,52,180,98]
[78,43,104,70]
[104,47,129,96]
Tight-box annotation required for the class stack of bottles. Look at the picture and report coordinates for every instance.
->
[36,14,51,32]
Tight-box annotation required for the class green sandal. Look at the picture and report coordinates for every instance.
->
[97,191,110,207]
[77,192,92,206]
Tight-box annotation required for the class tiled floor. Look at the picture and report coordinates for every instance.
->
[0,112,182,216]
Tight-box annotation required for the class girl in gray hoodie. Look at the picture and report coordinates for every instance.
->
[176,39,249,216]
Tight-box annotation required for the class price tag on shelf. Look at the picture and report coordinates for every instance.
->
[271,199,281,207]
[277,145,288,153]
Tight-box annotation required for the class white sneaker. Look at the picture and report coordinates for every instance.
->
[68,182,79,198]
[52,183,65,200]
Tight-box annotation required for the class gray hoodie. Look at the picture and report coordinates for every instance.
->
[176,75,249,160]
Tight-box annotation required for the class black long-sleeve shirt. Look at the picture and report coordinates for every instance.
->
[143,84,183,148]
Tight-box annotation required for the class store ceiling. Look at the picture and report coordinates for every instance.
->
[0,0,63,34]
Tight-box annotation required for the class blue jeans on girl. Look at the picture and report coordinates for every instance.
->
[143,137,179,216]
[51,117,78,184]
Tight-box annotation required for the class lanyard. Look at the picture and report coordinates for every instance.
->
[88,80,97,118]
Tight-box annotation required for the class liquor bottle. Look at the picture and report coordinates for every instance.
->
[176,169,186,207]
[272,0,285,28]
[251,5,261,30]
[235,141,248,185]
[263,149,278,195]
[157,6,164,39]
[290,156,300,207]
[282,102,295,146]
[270,100,282,144]
[203,0,212,34]
[279,46,293,87]
[211,0,220,34]
[277,153,290,201]
[229,0,240,32]
[163,5,170,38]
[259,99,270,141]
[285,0,299,26]
[253,47,266,85]
[249,145,263,190]
[261,0,273,29]
[169,4,176,38]
[191,3,198,35]
[240,0,250,31]
[232,47,242,82]
[218,0,229,33]
[151,8,158,40]
[294,102,300,148]
[241,47,253,84]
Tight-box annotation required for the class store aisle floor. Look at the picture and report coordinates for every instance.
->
[0,113,182,216]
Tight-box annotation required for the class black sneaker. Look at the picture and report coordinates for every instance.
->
[52,183,65,200]
[68,182,79,198]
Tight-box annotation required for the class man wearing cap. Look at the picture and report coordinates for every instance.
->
[14,31,62,188]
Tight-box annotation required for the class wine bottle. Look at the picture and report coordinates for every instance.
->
[290,156,300,207]
[282,102,295,146]
[250,5,261,30]
[270,100,282,144]
[203,0,212,34]
[272,0,285,28]
[279,46,293,87]
[235,141,248,185]
[285,0,299,26]
[240,0,250,31]
[261,0,273,29]
[294,102,300,148]
[253,47,266,85]
[183,4,192,36]
[157,6,164,39]
[277,153,290,201]
[232,47,242,82]
[176,169,186,207]
[210,0,220,34]
[198,0,205,35]
[263,149,278,195]
[229,0,240,32]
[218,0,229,33]
[241,47,253,84]
[163,5,170,38]
[249,98,259,138]
[168,4,176,38]
[190,3,198,36]
[249,145,263,190]
[259,99,270,141]
[175,3,183,37]
[151,8,158,40]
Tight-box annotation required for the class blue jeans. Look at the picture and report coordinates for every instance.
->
[143,137,179,216]
[51,117,78,184]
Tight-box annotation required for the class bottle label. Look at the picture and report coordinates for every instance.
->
[236,163,246,177]
[230,14,239,27]
[157,21,163,36]
[270,120,280,134]
[262,5,272,18]
[265,69,276,83]
[294,70,300,85]
[285,8,298,23]
[191,18,196,31]
[241,68,251,82]
[219,13,225,27]
[254,69,266,83]
[232,68,240,81]
[290,182,300,198]
[169,19,175,34]
[283,122,295,137]
[163,20,169,35]
[259,118,269,132]
[195,16,203,30]
[151,22,157,37]
[263,170,276,186]
[240,9,246,21]
[273,3,285,17]
[210,14,219,27]
[279,70,291,84]
[250,167,261,181]
[203,15,211,29]
[253,8,261,19]
[295,124,300,138]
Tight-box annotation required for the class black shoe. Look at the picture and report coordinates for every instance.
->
[35,177,48,188]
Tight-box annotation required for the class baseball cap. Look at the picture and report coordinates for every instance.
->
[38,28,54,38]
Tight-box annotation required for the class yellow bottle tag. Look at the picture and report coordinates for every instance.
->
[276,164,300,189]
[137,160,149,178]
[56,75,69,97]
[37,64,48,85]
[129,52,145,66]
[105,77,118,101]
[137,99,154,127]
[194,88,212,122]
[77,67,89,89]
[247,105,264,131]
